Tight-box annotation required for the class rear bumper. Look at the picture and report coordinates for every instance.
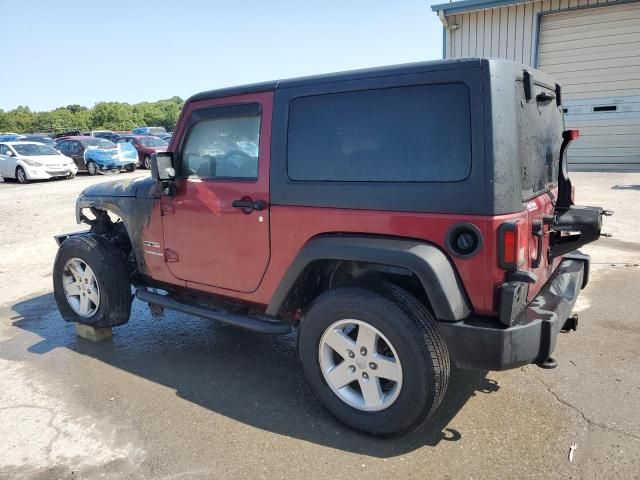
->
[440,254,588,371]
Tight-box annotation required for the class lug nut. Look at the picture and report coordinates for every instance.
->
[360,347,367,356]
[369,362,377,370]
[348,365,356,374]
[347,350,355,358]
[362,372,369,379]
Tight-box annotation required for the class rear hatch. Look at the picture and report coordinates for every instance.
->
[516,73,565,300]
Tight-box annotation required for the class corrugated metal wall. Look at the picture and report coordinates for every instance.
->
[444,0,619,66]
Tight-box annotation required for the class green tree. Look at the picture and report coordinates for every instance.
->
[1,96,185,134]
[9,106,34,133]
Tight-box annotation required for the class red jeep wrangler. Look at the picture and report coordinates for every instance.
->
[53,58,608,436]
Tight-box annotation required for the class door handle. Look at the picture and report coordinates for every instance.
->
[232,199,266,212]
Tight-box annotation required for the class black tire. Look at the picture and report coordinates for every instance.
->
[53,234,132,328]
[125,163,136,172]
[67,172,75,179]
[298,282,450,437]
[16,166,28,184]
[143,155,152,169]
[86,161,98,175]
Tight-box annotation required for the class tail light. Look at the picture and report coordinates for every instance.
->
[498,221,526,271]
[563,129,580,141]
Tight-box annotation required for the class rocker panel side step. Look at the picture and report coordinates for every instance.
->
[135,288,291,335]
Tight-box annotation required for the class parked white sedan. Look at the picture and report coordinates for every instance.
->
[0,142,78,184]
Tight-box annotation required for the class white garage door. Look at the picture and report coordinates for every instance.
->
[538,2,640,168]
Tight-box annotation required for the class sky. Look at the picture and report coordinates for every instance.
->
[0,0,444,111]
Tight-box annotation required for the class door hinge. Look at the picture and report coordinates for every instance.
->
[165,249,179,262]
[162,204,175,215]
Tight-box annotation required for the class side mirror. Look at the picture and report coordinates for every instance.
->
[151,151,176,196]
[151,151,175,181]
[6,150,15,157]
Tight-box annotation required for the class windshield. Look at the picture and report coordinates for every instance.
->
[139,137,168,147]
[23,136,56,146]
[12,143,60,156]
[82,138,116,149]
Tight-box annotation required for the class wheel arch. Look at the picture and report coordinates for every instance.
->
[266,235,471,321]
[74,195,155,277]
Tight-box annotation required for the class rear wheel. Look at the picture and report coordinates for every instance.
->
[143,155,152,170]
[86,161,98,175]
[298,282,450,436]
[53,234,131,328]
[15,166,28,184]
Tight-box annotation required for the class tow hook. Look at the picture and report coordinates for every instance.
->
[561,313,579,332]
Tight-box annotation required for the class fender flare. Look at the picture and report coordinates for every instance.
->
[266,235,471,321]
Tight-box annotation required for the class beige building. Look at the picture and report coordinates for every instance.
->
[431,0,640,169]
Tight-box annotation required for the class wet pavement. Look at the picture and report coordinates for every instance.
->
[1,172,639,479]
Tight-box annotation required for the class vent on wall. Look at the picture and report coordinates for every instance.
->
[593,105,617,112]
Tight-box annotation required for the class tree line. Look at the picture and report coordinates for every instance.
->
[0,96,185,134]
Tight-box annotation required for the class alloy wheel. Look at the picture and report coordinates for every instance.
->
[62,257,100,318]
[318,319,403,412]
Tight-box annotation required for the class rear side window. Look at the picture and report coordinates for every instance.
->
[287,84,471,182]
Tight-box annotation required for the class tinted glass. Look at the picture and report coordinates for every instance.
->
[139,137,168,147]
[81,138,116,149]
[180,115,260,179]
[287,84,471,182]
[517,84,563,200]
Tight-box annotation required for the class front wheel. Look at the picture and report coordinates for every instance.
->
[16,166,29,184]
[298,282,450,437]
[143,155,152,170]
[86,161,98,175]
[53,234,132,328]
[125,163,136,172]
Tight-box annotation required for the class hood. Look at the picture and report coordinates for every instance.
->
[79,176,158,198]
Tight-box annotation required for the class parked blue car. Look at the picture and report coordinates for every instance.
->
[85,142,138,174]
[132,126,167,137]
[55,136,138,175]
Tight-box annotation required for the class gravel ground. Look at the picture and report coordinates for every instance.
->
[0,171,639,479]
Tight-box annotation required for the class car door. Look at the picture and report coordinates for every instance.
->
[160,92,272,293]
[0,144,17,177]
[68,141,86,170]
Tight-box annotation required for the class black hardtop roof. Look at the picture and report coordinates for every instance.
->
[188,58,485,103]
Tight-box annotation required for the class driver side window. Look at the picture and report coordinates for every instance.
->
[180,113,260,180]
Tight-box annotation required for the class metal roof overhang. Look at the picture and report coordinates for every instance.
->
[431,0,531,16]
